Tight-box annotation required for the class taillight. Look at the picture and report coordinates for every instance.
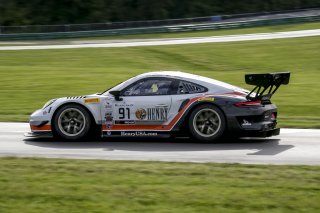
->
[234,100,262,107]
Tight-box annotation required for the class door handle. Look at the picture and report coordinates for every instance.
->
[155,104,168,107]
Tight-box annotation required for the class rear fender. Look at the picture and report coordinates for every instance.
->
[172,97,229,131]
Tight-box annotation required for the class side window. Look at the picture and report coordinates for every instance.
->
[177,81,207,94]
[122,79,173,96]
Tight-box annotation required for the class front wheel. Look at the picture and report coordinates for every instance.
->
[53,104,91,141]
[188,104,226,142]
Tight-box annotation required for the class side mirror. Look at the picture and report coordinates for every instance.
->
[109,90,122,101]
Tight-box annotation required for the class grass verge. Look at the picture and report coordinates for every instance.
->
[0,157,319,213]
[0,36,319,127]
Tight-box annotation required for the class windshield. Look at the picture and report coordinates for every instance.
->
[99,81,124,95]
[101,75,139,95]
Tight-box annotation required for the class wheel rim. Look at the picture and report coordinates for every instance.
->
[193,108,221,138]
[57,108,86,137]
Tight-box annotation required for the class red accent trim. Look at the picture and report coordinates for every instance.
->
[224,91,247,96]
[31,124,51,131]
[234,100,262,107]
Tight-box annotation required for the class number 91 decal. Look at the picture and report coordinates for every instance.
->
[119,107,130,119]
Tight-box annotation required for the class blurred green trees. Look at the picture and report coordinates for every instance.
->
[0,0,319,26]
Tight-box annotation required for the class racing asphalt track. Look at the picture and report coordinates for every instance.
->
[0,29,320,50]
[0,122,319,165]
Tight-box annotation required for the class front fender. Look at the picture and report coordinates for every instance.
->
[31,96,103,128]
[50,97,102,125]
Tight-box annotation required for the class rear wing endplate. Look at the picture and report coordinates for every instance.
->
[245,72,290,101]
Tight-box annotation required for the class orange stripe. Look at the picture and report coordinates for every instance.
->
[102,96,200,131]
[31,124,51,131]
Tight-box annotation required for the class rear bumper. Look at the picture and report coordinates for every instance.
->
[239,128,280,137]
[226,104,280,138]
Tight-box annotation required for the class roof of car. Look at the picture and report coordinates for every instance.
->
[139,71,199,79]
[137,71,243,91]
[108,71,248,95]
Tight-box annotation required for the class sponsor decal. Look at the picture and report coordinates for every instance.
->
[135,108,147,120]
[198,97,214,102]
[115,103,134,107]
[105,112,113,128]
[114,120,135,125]
[120,131,158,137]
[105,101,113,109]
[242,119,252,126]
[43,111,47,115]
[135,107,168,121]
[85,98,100,104]
[147,107,168,121]
[105,112,113,122]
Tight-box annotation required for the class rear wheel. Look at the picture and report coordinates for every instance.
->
[53,104,91,141]
[188,104,226,142]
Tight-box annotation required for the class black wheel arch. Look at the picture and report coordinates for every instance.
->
[51,102,99,136]
[172,101,228,132]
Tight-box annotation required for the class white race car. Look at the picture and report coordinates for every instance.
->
[26,71,290,142]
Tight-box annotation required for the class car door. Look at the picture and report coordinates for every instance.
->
[169,79,209,114]
[112,77,175,129]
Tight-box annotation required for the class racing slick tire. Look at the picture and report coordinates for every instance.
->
[188,104,226,142]
[53,104,92,141]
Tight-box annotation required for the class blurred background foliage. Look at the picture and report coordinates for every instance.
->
[0,0,320,26]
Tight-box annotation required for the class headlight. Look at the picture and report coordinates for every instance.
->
[43,99,56,109]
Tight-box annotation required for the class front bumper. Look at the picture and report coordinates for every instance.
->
[29,108,52,132]
[24,131,53,138]
[26,109,53,138]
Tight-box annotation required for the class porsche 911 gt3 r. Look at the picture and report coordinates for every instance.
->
[26,71,290,142]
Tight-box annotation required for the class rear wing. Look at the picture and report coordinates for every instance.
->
[245,72,290,101]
